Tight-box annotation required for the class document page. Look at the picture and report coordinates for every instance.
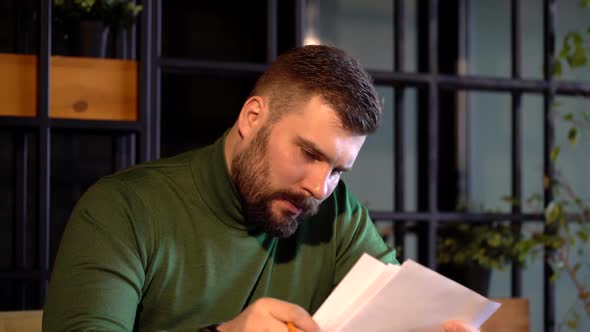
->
[313,254,500,332]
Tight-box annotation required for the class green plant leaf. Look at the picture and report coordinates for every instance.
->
[567,319,578,329]
[567,45,588,68]
[554,60,563,76]
[581,0,590,8]
[563,113,574,121]
[577,230,588,242]
[568,127,578,145]
[573,263,582,273]
[550,146,561,163]
[545,201,562,224]
[501,196,520,206]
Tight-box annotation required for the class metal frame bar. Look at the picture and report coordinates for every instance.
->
[543,0,557,331]
[14,133,29,308]
[37,0,51,306]
[0,270,50,280]
[50,119,142,131]
[510,0,523,298]
[266,0,278,62]
[425,0,440,269]
[152,0,162,160]
[159,58,267,76]
[370,211,543,222]
[371,71,590,95]
[294,0,305,47]
[393,0,406,259]
[139,0,154,162]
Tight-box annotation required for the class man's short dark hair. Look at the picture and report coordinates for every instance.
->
[250,45,382,135]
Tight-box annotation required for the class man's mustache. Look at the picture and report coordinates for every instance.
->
[270,190,319,215]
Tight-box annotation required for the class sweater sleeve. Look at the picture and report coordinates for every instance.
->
[332,183,399,287]
[43,177,151,332]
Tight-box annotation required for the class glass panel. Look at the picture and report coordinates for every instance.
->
[50,132,116,269]
[521,0,543,79]
[162,2,267,63]
[0,0,38,54]
[466,91,511,212]
[468,1,510,77]
[315,0,417,72]
[0,131,15,270]
[522,94,544,213]
[160,73,257,157]
[553,96,590,203]
[0,280,16,310]
[556,1,590,81]
[0,130,38,310]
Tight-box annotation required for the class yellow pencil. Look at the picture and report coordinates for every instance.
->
[287,321,296,332]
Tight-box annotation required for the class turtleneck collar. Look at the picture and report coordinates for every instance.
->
[190,132,254,232]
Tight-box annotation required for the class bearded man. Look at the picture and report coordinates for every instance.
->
[44,45,478,332]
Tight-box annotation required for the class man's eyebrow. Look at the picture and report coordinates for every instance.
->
[294,136,352,172]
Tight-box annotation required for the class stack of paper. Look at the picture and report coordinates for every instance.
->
[313,254,500,332]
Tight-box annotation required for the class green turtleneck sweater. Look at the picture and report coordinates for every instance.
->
[43,135,397,332]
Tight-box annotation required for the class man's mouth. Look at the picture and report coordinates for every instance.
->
[278,198,303,215]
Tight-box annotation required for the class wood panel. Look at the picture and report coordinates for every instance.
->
[0,53,138,121]
[0,310,42,332]
[0,54,37,117]
[481,297,529,332]
[51,56,138,121]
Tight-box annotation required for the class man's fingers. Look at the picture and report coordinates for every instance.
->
[261,298,319,332]
[442,320,479,332]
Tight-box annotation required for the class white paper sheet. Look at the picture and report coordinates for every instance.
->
[313,254,500,332]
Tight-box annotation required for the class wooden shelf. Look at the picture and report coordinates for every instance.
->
[0,53,138,121]
[0,53,37,117]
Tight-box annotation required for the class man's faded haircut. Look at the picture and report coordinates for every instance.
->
[249,45,382,135]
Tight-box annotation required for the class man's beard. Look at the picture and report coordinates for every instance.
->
[231,127,319,238]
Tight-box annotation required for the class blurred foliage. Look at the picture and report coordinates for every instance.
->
[53,0,143,29]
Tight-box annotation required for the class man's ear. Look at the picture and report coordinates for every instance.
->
[237,96,267,139]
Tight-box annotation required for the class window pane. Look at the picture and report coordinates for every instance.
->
[521,0,543,79]
[556,1,590,81]
[0,131,15,270]
[0,0,38,54]
[162,2,267,63]
[522,95,544,213]
[553,96,590,202]
[160,73,257,157]
[467,91,511,212]
[469,1,510,77]
[315,0,417,72]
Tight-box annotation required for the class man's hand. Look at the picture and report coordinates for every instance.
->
[443,320,479,332]
[217,297,320,332]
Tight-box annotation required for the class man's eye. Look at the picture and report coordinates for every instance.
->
[302,149,317,161]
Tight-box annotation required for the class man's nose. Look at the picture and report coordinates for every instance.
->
[302,166,332,200]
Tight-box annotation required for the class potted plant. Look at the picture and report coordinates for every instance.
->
[53,0,143,58]
[436,218,528,295]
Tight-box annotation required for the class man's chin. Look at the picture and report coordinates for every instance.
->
[262,216,301,238]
